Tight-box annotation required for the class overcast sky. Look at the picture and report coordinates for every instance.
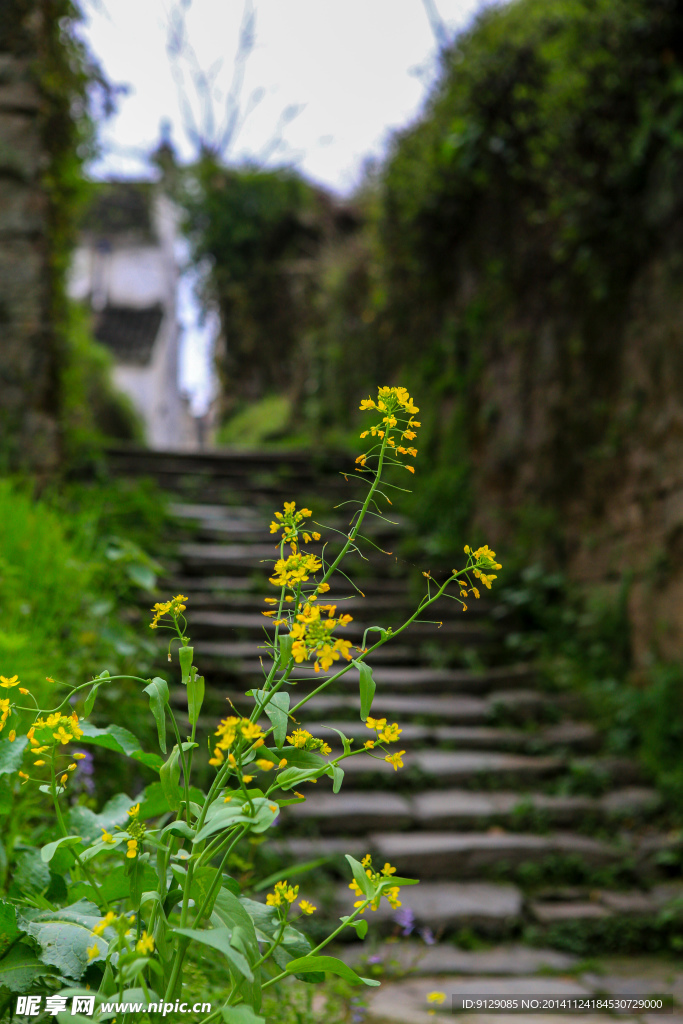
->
[80,0,497,411]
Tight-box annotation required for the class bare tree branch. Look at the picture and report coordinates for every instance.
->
[420,0,450,52]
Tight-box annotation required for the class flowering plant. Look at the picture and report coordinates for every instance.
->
[0,386,501,1022]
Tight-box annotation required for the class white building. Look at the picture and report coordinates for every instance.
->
[69,181,198,449]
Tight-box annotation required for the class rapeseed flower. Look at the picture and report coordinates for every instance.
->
[289,602,354,673]
[266,880,299,908]
[348,855,402,913]
[385,750,405,771]
[136,931,155,955]
[150,594,188,629]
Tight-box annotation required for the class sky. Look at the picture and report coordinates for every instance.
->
[80,0,497,412]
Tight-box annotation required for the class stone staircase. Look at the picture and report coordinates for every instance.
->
[107,446,683,1020]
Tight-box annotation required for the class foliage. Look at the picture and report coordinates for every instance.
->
[217,396,293,448]
[0,478,159,699]
[498,562,683,816]
[182,160,337,406]
[0,387,503,1021]
[60,303,144,469]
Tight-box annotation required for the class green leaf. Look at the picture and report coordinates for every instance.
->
[40,836,83,864]
[273,747,323,769]
[173,928,253,981]
[143,677,169,754]
[178,646,194,685]
[159,746,182,811]
[138,781,205,819]
[14,849,50,895]
[222,1007,265,1024]
[285,955,379,986]
[339,914,368,939]
[330,764,344,794]
[193,798,278,843]
[83,681,104,717]
[357,662,376,721]
[253,690,290,748]
[26,900,106,980]
[78,723,163,772]
[189,866,220,918]
[275,766,322,791]
[213,890,262,1011]
[0,900,21,954]
[68,792,134,844]
[0,942,51,994]
[345,855,374,898]
[187,671,205,726]
[0,735,27,775]
[277,634,293,670]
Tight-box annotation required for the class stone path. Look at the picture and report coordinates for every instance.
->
[107,446,683,1021]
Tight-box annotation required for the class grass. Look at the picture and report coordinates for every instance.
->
[217,394,293,446]
[0,477,165,701]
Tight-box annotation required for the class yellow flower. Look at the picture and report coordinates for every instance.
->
[242,775,253,783]
[126,839,138,859]
[364,740,375,749]
[101,829,116,844]
[0,675,19,688]
[298,900,316,915]
[136,931,155,955]
[378,722,402,744]
[87,944,100,963]
[427,992,446,1005]
[361,854,372,868]
[381,862,397,876]
[93,911,117,936]
[60,774,68,785]
[385,750,405,771]
[385,886,402,909]
[266,880,299,907]
[128,803,140,817]
[67,762,77,771]
[18,688,29,695]
[256,759,275,771]
[53,725,72,745]
[74,752,87,760]
[8,730,15,742]
[366,717,386,731]
[33,760,46,767]
[18,771,29,781]
[278,758,288,768]
[287,728,313,749]
[239,721,264,742]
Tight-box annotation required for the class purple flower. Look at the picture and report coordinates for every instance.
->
[366,954,383,965]
[419,927,436,946]
[393,905,415,936]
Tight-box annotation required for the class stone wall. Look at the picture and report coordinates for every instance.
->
[464,230,683,668]
[0,12,59,473]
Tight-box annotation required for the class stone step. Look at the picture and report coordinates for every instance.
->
[226,661,536,695]
[192,640,428,666]
[340,750,564,787]
[335,880,523,934]
[188,610,495,641]
[284,787,659,834]
[410,787,660,829]
[171,689,561,727]
[301,719,599,754]
[366,831,621,879]
[340,941,579,975]
[153,589,493,621]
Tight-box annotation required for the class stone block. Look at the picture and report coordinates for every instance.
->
[0,110,42,178]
